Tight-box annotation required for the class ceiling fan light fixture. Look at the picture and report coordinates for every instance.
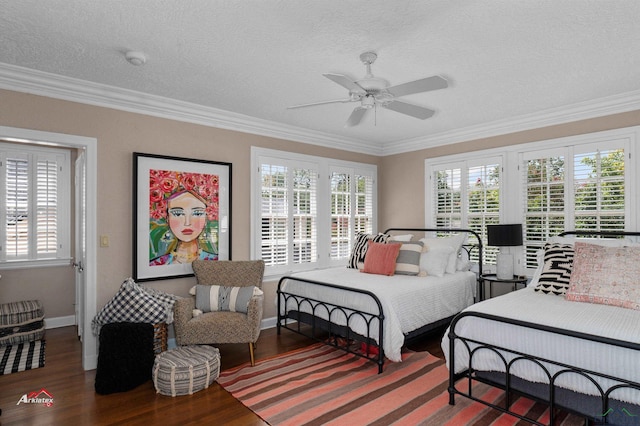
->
[361,95,375,109]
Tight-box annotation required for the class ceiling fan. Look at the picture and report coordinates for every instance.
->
[288,52,448,127]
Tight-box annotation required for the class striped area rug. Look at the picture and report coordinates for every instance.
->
[0,340,45,375]
[218,343,584,426]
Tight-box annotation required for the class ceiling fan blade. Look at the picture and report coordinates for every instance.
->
[323,73,366,95]
[386,75,448,98]
[287,98,353,109]
[345,107,367,127]
[382,100,435,120]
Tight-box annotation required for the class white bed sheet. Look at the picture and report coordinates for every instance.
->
[280,267,476,362]
[442,287,640,404]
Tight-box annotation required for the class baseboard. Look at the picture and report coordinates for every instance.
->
[261,316,277,330]
[46,316,277,341]
[45,315,75,329]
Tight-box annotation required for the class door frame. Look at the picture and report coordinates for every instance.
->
[0,125,98,370]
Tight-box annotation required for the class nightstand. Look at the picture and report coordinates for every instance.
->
[480,274,528,300]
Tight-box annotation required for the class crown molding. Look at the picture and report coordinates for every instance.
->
[382,89,640,156]
[2,63,639,158]
[0,63,384,156]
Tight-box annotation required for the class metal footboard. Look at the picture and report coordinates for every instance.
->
[277,276,386,373]
[448,311,640,425]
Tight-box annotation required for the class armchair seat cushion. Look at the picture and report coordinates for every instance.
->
[180,311,255,344]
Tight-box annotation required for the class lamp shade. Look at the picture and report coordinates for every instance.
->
[487,224,523,247]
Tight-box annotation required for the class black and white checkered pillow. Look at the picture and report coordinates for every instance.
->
[534,243,575,295]
[92,278,178,335]
[347,232,389,269]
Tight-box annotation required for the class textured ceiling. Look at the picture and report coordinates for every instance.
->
[2,0,640,155]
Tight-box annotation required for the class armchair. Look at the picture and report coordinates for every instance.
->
[173,260,265,366]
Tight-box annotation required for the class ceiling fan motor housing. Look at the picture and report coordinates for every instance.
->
[355,77,389,94]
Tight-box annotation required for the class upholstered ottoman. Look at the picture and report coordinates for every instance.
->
[0,300,45,347]
[152,345,220,396]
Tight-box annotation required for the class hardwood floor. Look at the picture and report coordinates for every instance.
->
[0,326,444,425]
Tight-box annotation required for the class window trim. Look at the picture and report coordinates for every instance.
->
[0,142,71,269]
[251,147,377,277]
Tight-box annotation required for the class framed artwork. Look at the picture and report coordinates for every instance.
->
[133,152,232,281]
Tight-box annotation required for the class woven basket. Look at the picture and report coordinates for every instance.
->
[153,322,168,355]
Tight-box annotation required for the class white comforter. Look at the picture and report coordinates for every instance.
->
[442,287,640,404]
[280,267,476,362]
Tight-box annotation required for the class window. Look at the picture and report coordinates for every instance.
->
[329,168,375,260]
[522,143,627,268]
[426,126,636,275]
[429,158,502,262]
[0,143,71,266]
[253,148,376,275]
[523,150,566,267]
[259,159,318,269]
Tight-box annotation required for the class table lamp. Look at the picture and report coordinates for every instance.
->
[487,224,523,279]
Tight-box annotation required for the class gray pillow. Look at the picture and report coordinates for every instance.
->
[195,285,255,313]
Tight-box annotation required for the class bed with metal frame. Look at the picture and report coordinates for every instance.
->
[277,227,483,373]
[446,230,640,425]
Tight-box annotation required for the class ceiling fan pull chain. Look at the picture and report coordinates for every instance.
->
[374,103,377,126]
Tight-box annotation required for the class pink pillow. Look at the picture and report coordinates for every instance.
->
[565,242,640,310]
[361,242,401,276]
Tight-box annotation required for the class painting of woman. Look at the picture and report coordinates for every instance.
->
[148,169,220,266]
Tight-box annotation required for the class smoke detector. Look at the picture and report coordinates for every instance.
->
[125,51,146,66]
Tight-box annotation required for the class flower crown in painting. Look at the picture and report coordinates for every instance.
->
[149,169,219,221]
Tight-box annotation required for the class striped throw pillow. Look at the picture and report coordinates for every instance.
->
[195,285,255,313]
[395,241,425,275]
[534,243,574,295]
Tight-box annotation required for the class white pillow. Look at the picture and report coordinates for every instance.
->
[419,246,454,277]
[548,236,626,247]
[528,248,545,287]
[420,233,466,274]
[389,234,414,242]
[456,249,471,272]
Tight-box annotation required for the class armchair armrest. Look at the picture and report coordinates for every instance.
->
[173,297,195,345]
[247,292,264,339]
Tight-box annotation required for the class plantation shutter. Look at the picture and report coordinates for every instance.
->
[292,168,317,264]
[5,154,29,259]
[36,157,59,256]
[330,170,351,260]
[521,142,626,270]
[329,167,375,261]
[573,146,625,232]
[522,149,566,268]
[253,148,378,274]
[434,165,462,228]
[431,158,502,263]
[259,157,318,269]
[1,145,69,263]
[260,163,288,266]
[467,161,501,263]
[354,174,374,235]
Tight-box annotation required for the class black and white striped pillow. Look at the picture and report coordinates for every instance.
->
[348,232,389,269]
[534,243,575,295]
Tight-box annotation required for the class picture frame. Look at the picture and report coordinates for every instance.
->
[133,152,232,281]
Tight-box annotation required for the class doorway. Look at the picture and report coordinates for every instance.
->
[0,126,98,370]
